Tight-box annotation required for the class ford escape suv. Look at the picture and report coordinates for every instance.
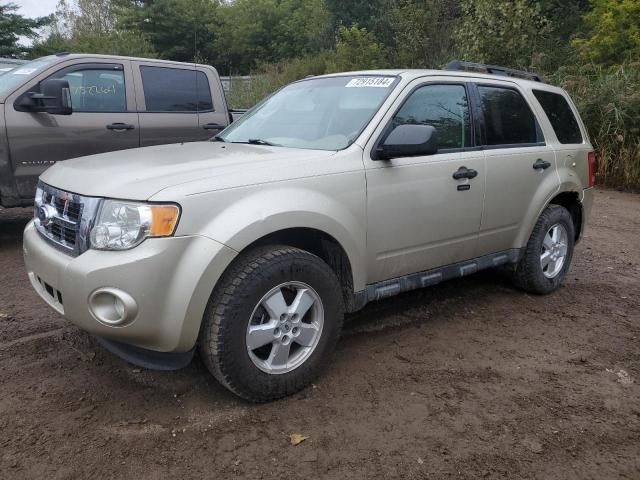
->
[23,61,595,402]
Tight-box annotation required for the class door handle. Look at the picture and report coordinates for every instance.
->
[202,123,225,130]
[106,123,135,131]
[533,158,551,170]
[452,166,478,180]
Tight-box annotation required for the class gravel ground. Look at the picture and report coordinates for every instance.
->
[0,189,639,479]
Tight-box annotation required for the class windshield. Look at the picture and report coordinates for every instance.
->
[0,57,57,97]
[218,75,399,150]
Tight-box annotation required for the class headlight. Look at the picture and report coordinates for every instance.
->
[90,200,180,250]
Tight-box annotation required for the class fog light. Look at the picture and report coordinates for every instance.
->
[88,288,138,326]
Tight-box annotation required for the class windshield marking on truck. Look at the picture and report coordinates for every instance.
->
[71,85,118,96]
[346,77,395,88]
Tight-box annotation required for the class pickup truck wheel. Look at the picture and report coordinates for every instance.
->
[199,246,344,402]
[513,205,575,294]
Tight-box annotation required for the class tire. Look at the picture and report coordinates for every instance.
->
[199,245,344,402]
[512,204,575,294]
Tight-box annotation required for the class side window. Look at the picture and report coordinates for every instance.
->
[392,84,472,150]
[140,66,213,112]
[533,90,583,144]
[48,66,126,113]
[478,86,539,146]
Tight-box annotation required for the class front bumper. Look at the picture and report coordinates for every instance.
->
[23,221,237,353]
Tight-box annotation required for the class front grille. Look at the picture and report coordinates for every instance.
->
[34,182,101,256]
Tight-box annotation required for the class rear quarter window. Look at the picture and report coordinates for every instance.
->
[533,90,583,144]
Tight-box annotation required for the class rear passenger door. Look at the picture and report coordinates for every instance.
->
[475,83,559,255]
[133,62,218,146]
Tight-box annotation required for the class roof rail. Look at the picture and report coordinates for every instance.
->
[443,60,545,83]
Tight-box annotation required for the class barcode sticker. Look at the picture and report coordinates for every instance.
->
[346,77,395,88]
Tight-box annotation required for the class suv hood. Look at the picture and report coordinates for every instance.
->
[40,142,337,200]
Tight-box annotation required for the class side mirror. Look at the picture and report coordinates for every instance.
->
[375,124,438,160]
[18,79,72,115]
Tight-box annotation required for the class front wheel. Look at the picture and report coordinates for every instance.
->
[512,205,575,294]
[199,246,344,402]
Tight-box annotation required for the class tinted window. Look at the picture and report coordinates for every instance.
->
[478,86,538,146]
[140,66,212,112]
[392,84,472,149]
[533,90,582,144]
[49,66,126,112]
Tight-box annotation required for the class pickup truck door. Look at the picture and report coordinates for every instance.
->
[132,62,226,146]
[364,81,486,283]
[196,66,231,136]
[4,60,139,199]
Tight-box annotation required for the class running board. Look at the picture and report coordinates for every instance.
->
[365,249,522,303]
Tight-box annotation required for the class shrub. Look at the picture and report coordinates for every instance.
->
[224,52,332,109]
[572,0,640,66]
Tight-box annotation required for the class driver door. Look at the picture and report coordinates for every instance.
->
[364,81,486,283]
[4,60,139,199]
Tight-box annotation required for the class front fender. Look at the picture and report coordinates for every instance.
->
[170,176,367,291]
[0,103,21,207]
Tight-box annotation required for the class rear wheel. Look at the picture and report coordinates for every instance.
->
[513,205,575,294]
[199,245,344,402]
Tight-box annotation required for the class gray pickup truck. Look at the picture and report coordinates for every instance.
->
[0,53,241,208]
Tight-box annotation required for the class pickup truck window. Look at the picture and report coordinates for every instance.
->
[140,66,213,112]
[478,86,538,146]
[53,67,126,113]
[533,90,583,144]
[218,75,398,151]
[392,84,471,150]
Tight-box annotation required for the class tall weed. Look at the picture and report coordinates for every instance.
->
[552,63,640,190]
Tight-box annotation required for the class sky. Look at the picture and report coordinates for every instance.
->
[14,0,59,19]
[13,0,60,46]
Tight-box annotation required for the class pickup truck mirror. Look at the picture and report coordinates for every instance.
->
[18,79,72,115]
[375,124,438,160]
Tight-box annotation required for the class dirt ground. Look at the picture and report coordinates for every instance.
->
[0,188,639,480]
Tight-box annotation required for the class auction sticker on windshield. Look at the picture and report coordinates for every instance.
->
[346,77,395,88]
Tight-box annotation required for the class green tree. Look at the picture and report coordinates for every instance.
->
[456,0,551,68]
[572,0,640,65]
[32,0,155,57]
[214,0,331,74]
[327,24,388,72]
[0,2,52,57]
[117,0,220,62]
[529,0,590,71]
[390,0,462,68]
[325,0,395,47]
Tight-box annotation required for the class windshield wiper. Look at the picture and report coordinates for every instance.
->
[228,138,282,146]
[247,138,280,146]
